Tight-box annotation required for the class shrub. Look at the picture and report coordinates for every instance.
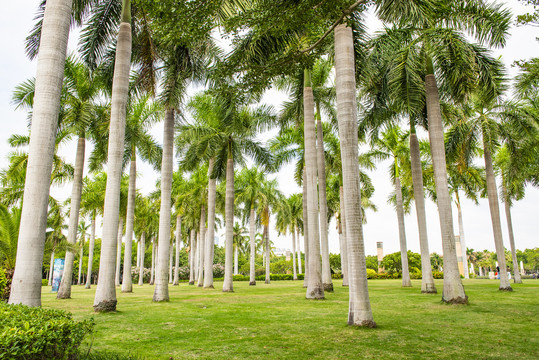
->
[213,264,225,278]
[332,272,343,279]
[410,267,422,280]
[366,269,377,279]
[41,279,48,286]
[1,268,14,301]
[0,269,7,300]
[0,303,93,359]
[432,271,444,279]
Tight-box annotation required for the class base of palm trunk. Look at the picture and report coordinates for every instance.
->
[348,319,377,328]
[197,284,203,287]
[293,277,298,280]
[249,281,256,286]
[323,283,334,292]
[188,281,194,285]
[85,285,91,289]
[152,295,169,302]
[222,288,234,293]
[499,286,513,292]
[342,284,349,287]
[94,300,117,312]
[442,295,468,304]
[56,291,71,300]
[173,282,179,286]
[513,279,522,284]
[421,288,437,294]
[402,279,412,287]
[303,284,308,288]
[306,287,324,299]
[150,281,154,285]
[265,280,270,284]
[204,285,215,289]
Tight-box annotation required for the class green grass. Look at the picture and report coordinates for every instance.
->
[41,279,539,359]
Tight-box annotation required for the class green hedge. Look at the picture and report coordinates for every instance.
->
[211,274,305,281]
[0,303,93,360]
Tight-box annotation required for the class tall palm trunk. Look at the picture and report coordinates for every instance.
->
[85,214,96,289]
[204,158,217,288]
[502,185,522,284]
[316,110,333,292]
[121,154,136,292]
[395,175,412,287]
[194,232,199,282]
[115,217,123,286]
[153,108,175,302]
[304,70,324,299]
[455,192,469,279]
[138,232,145,285]
[296,227,302,274]
[174,216,182,285]
[197,207,206,287]
[335,24,375,326]
[9,0,72,307]
[339,186,349,287]
[150,238,155,285]
[264,222,270,284]
[291,225,297,280]
[136,239,140,270]
[78,237,84,285]
[93,0,132,312]
[169,241,173,283]
[48,250,55,286]
[249,206,256,285]
[234,245,239,275]
[424,61,467,303]
[482,138,511,290]
[302,174,309,288]
[58,136,85,299]
[223,158,235,292]
[409,129,436,292]
[189,229,195,285]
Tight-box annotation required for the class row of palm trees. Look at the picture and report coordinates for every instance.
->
[5,0,537,329]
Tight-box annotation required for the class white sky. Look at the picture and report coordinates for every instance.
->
[0,0,538,257]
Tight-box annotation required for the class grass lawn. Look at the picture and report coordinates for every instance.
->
[41,279,538,359]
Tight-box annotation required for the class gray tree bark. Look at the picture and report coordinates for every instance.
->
[424,71,467,303]
[204,158,216,288]
[197,208,206,287]
[335,24,375,326]
[502,186,522,284]
[58,137,86,299]
[93,14,132,312]
[115,218,123,287]
[482,141,512,290]
[291,226,297,280]
[9,0,72,307]
[174,216,182,285]
[150,237,155,285]
[138,232,145,285]
[223,158,235,292]
[48,250,55,286]
[395,175,412,287]
[234,245,239,275]
[409,131,437,292]
[302,174,309,288]
[85,215,96,289]
[296,227,302,274]
[455,193,470,279]
[153,108,174,302]
[316,114,333,292]
[304,73,324,299]
[189,229,195,285]
[264,224,270,284]
[339,186,349,287]
[122,155,136,292]
[169,241,173,283]
[78,236,84,285]
[249,207,256,285]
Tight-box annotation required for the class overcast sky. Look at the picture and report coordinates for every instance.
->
[1,1,538,258]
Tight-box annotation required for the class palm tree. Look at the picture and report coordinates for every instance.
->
[232,222,247,275]
[77,220,90,285]
[94,0,133,313]
[8,0,73,307]
[374,0,511,302]
[371,126,412,287]
[334,22,375,326]
[0,205,22,271]
[178,89,274,292]
[80,173,106,288]
[57,57,104,299]
[118,95,162,293]
[235,167,267,285]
